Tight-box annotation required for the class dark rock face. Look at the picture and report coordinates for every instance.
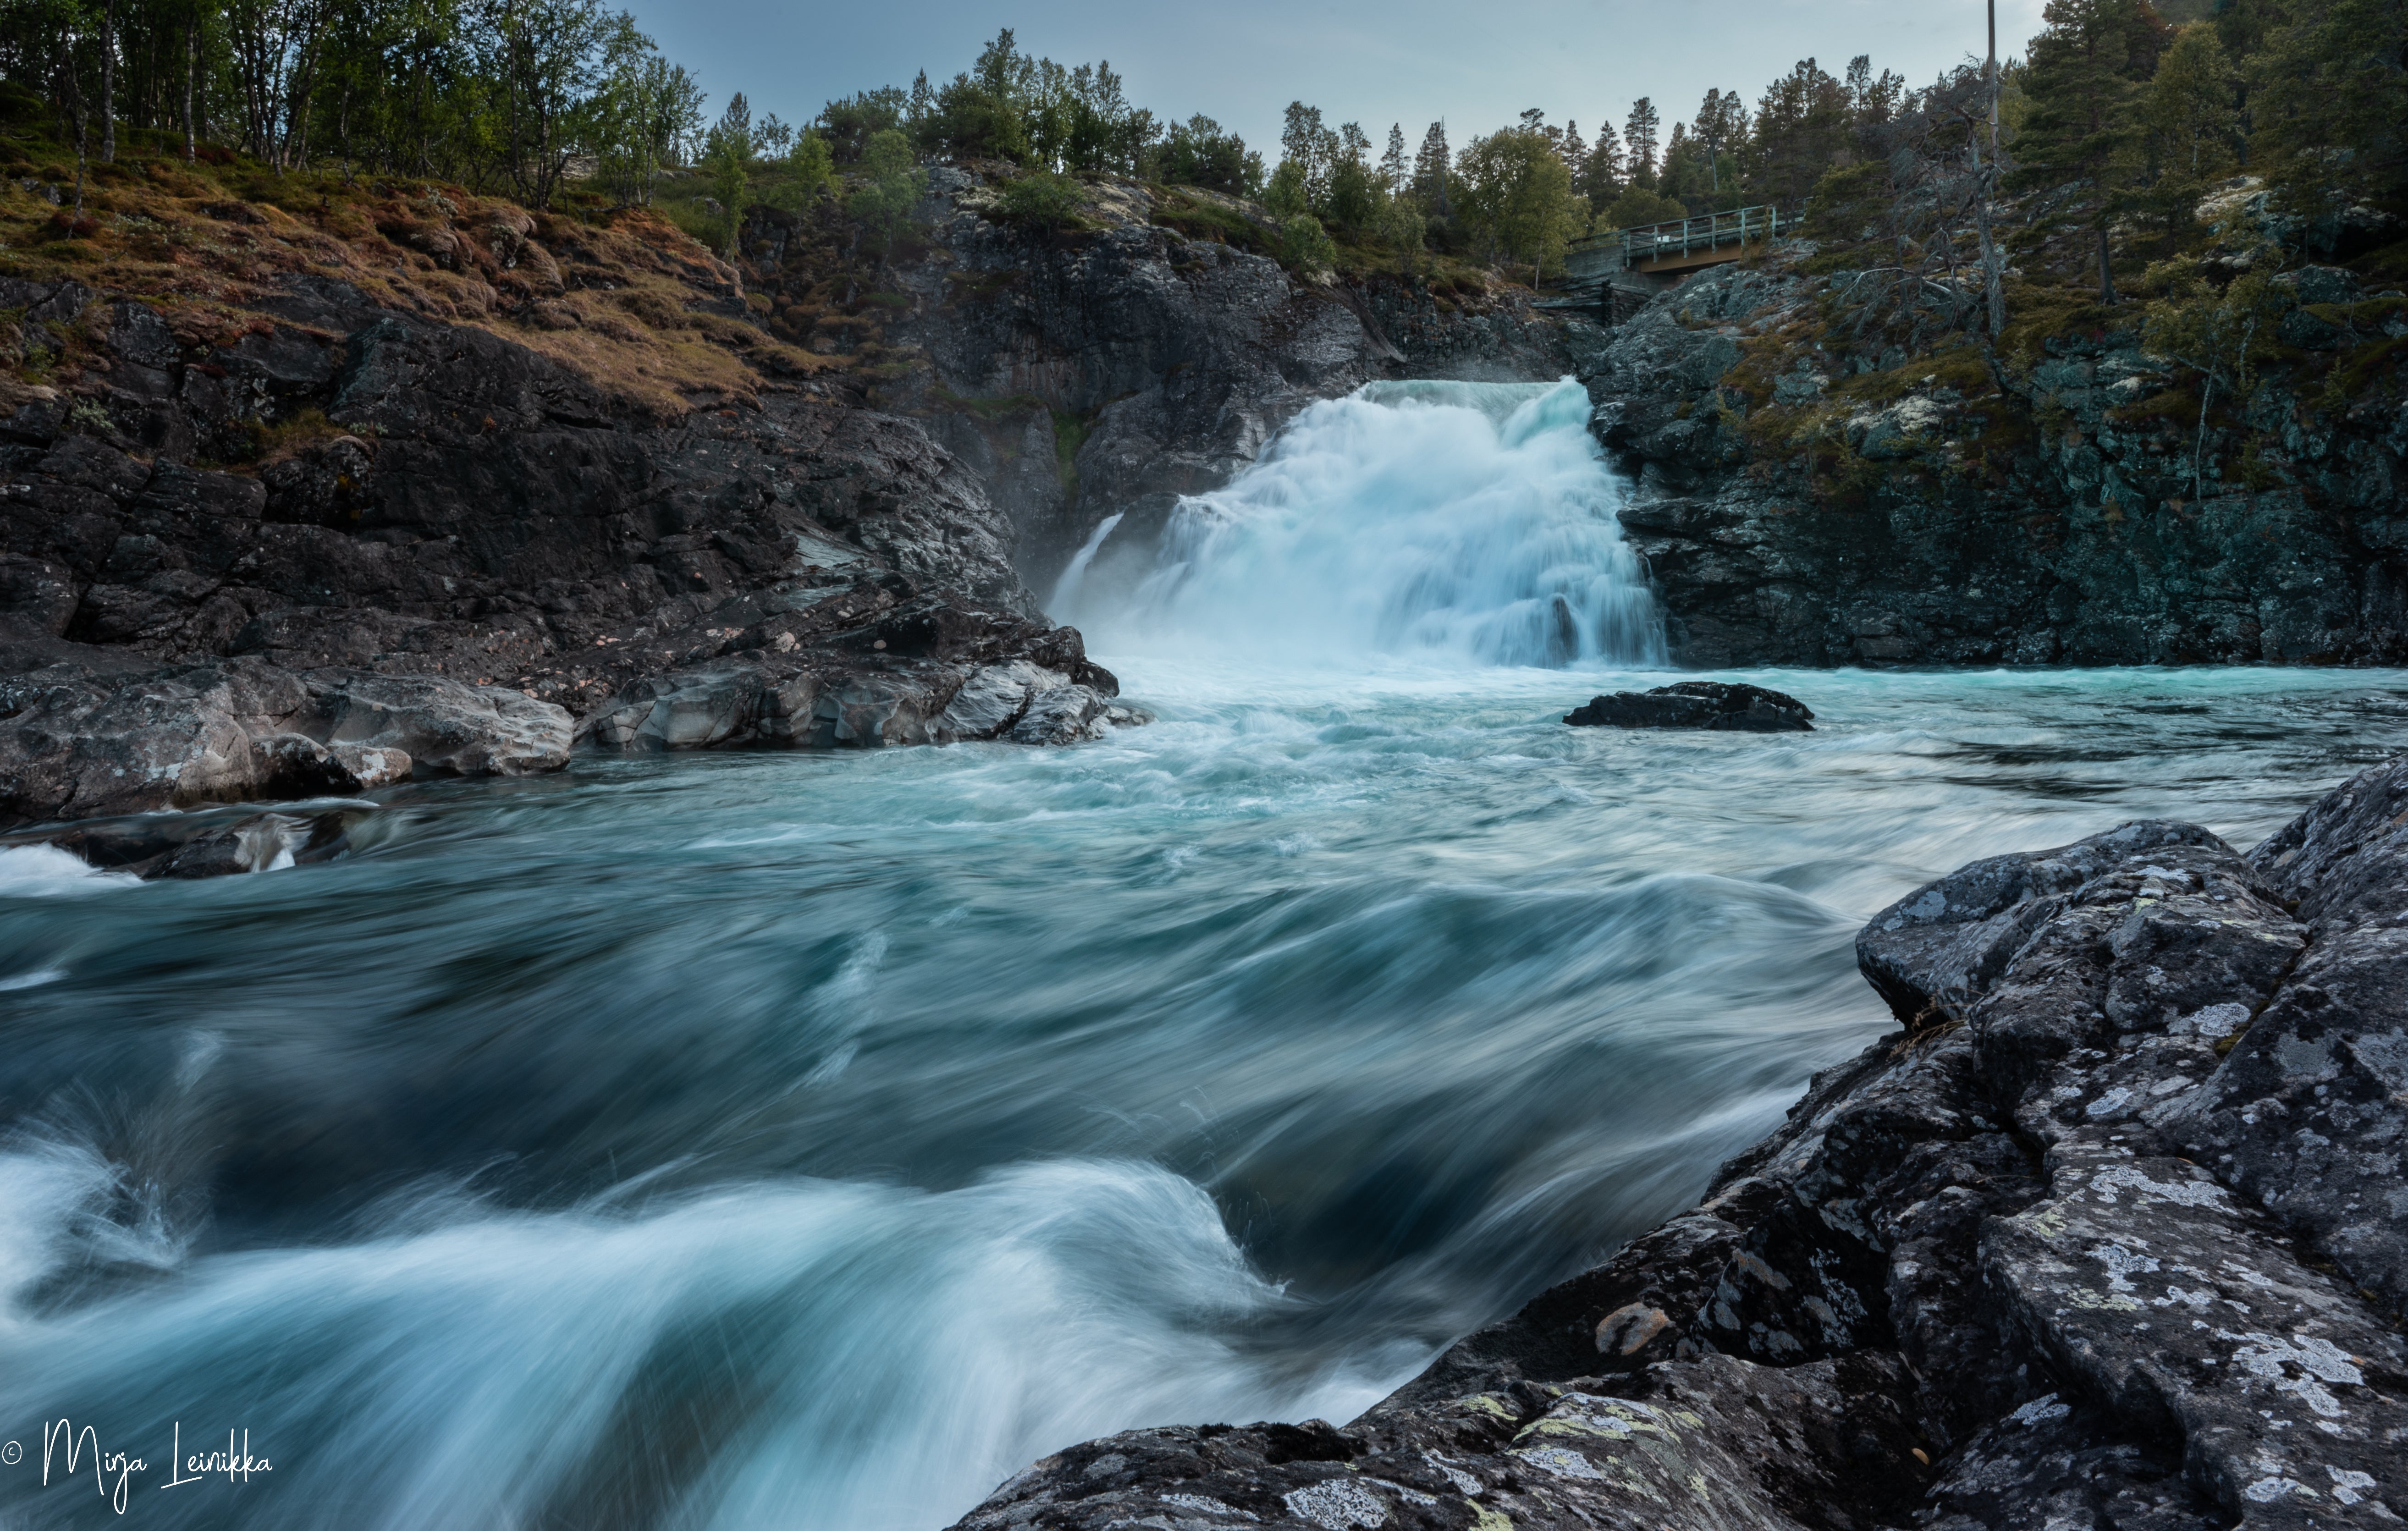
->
[1587,260,2408,666]
[948,766,2408,1531]
[0,272,1153,853]
[1563,680,1814,732]
[867,171,1578,585]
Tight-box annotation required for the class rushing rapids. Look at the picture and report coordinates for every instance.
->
[1060,380,1663,667]
[5,368,2408,1530]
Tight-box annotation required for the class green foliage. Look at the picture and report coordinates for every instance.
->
[1263,160,1309,219]
[2140,247,2288,491]
[1598,185,1687,231]
[847,128,927,254]
[821,87,908,163]
[2250,0,2408,213]
[776,131,837,206]
[705,136,749,254]
[995,168,1086,228]
[1278,213,1337,275]
[1455,125,1587,275]
[1155,115,1264,198]
[2137,22,2238,231]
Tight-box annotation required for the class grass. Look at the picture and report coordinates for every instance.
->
[0,118,851,420]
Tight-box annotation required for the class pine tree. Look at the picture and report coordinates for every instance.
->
[1580,119,1623,205]
[1624,97,1660,187]
[1692,89,1744,193]
[1561,119,1588,178]
[1380,122,1408,195]
[2011,0,2167,303]
[1413,119,1451,216]
[2251,0,2408,210]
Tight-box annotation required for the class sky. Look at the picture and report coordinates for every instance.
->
[618,0,2051,161]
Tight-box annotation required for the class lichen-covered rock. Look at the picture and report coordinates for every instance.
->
[1585,256,2408,667]
[954,764,2408,1531]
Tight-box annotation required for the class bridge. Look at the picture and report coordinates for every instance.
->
[1542,204,1798,322]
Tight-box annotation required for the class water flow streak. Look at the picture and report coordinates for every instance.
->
[1065,380,1662,666]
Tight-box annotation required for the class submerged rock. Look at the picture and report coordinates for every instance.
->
[1565,680,1814,732]
[947,758,2408,1531]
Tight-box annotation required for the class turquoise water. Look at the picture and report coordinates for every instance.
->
[2,661,2405,1529]
[4,378,2408,1528]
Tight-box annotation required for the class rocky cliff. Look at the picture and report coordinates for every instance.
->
[730,168,1575,586]
[0,164,1571,866]
[943,754,2408,1531]
[1584,247,2408,667]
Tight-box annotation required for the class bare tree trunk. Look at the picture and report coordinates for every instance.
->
[99,0,116,162]
[62,50,89,215]
[183,6,197,162]
[1982,0,2006,337]
[2096,223,2116,305]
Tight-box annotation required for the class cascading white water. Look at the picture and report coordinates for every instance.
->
[1060,378,1664,667]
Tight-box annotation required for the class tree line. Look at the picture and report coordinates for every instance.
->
[0,0,2395,299]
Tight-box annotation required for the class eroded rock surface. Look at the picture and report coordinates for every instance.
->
[948,764,2408,1531]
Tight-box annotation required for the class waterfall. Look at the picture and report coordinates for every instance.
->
[1059,379,1664,668]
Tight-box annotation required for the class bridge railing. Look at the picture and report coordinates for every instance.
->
[1565,204,1796,274]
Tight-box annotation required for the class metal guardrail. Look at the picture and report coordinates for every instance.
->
[1567,204,1795,273]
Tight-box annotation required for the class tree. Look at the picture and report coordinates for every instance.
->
[481,0,614,208]
[1623,97,1659,187]
[1412,119,1451,215]
[1281,99,1335,207]
[1456,122,1588,277]
[1750,57,1850,208]
[2142,21,2238,226]
[1578,118,1622,205]
[1157,113,1261,197]
[2011,0,2167,303]
[1379,121,1407,196]
[2250,0,2408,213]
[1599,184,1685,230]
[588,18,701,207]
[1844,55,1904,126]
[784,128,835,199]
[1691,88,1745,194]
[848,125,926,256]
[2141,248,2286,498]
[705,131,746,253]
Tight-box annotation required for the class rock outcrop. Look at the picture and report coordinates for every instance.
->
[1564,680,1814,731]
[0,266,1156,853]
[733,170,1581,588]
[946,759,2408,1531]
[1586,257,2408,666]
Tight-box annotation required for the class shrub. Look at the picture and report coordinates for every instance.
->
[996,170,1086,229]
[1279,214,1337,275]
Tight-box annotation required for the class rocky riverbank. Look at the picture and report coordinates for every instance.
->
[945,754,2408,1531]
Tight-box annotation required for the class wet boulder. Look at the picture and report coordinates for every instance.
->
[1565,680,1814,732]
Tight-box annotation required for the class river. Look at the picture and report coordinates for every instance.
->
[2,383,2405,1528]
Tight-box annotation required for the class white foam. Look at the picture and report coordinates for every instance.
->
[0,843,140,897]
[1065,379,1664,668]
